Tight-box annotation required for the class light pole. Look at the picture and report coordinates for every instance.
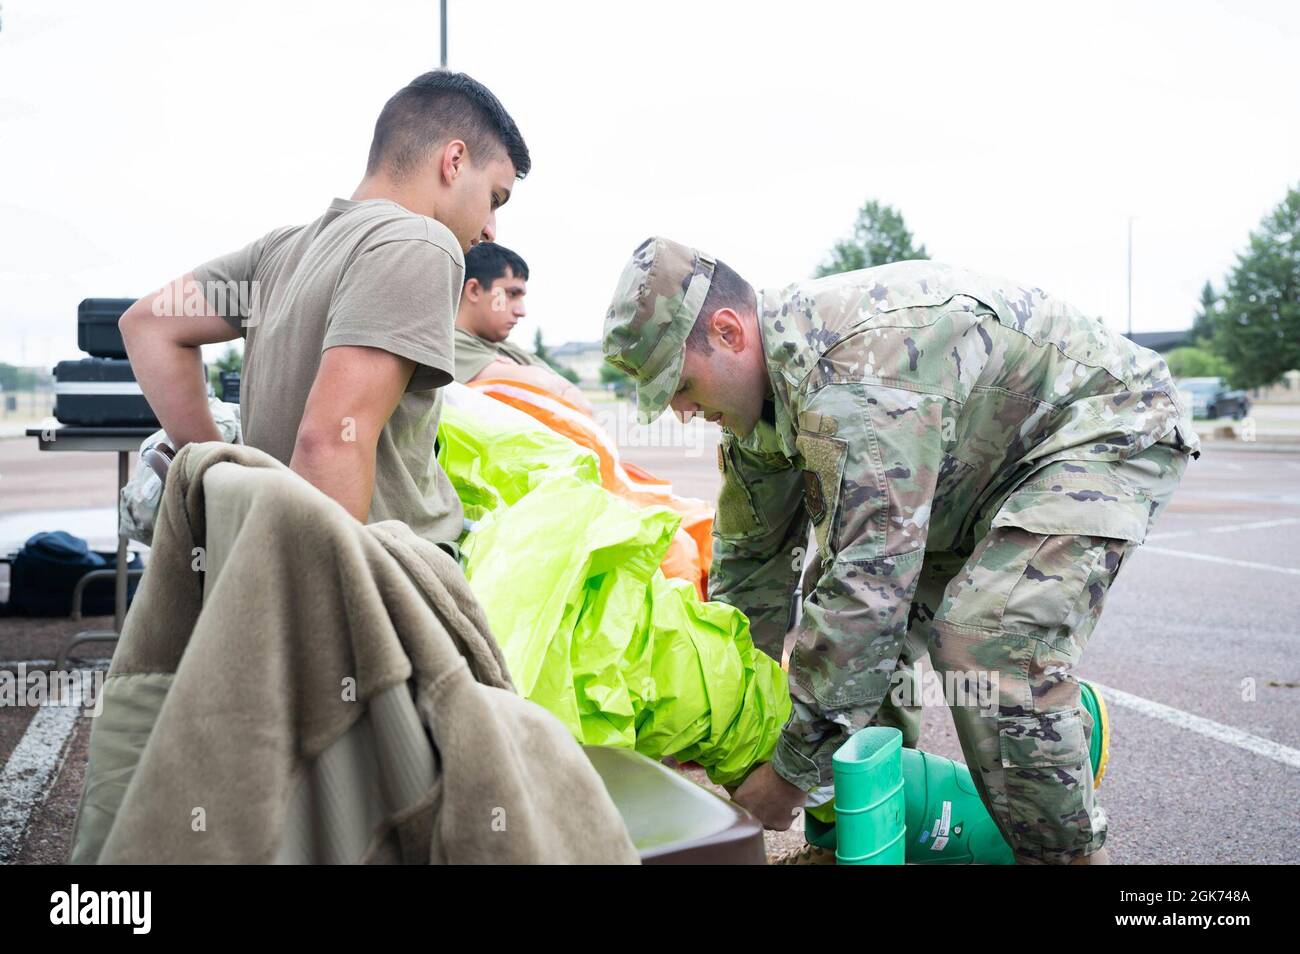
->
[440,0,447,68]
[1126,216,1133,338]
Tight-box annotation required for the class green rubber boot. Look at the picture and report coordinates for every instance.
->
[805,679,1110,864]
[1080,679,1111,787]
[898,747,1014,863]
[827,727,906,865]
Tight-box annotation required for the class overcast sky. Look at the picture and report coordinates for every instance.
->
[2,0,1297,370]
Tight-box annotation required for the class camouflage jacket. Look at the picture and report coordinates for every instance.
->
[708,260,1198,790]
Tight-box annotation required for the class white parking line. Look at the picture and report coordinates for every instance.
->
[1089,681,1300,771]
[0,679,84,864]
[1147,516,1300,542]
[1141,545,1300,576]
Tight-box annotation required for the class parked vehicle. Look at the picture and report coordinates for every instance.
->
[1177,376,1252,420]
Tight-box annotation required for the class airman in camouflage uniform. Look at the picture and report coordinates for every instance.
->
[603,236,1199,863]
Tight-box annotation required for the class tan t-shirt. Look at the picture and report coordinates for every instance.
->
[193,197,465,546]
[453,327,549,383]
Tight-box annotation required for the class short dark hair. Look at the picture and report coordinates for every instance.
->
[366,70,531,181]
[686,258,756,354]
[463,242,529,289]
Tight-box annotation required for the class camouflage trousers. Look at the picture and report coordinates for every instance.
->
[810,439,1190,863]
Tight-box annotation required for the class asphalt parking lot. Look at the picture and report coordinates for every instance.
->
[1,417,1298,864]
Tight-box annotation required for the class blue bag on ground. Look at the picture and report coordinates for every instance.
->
[2,531,140,618]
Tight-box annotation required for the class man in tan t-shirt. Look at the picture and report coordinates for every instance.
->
[119,70,530,546]
[454,242,592,413]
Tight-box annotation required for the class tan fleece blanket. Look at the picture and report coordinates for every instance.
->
[71,441,637,864]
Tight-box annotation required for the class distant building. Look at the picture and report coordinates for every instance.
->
[1124,330,1191,353]
[549,341,606,386]
[1250,369,1300,404]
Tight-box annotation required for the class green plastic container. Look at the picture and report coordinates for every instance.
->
[829,727,906,865]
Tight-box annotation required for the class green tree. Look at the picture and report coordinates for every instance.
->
[207,343,243,390]
[600,360,633,396]
[1165,345,1231,379]
[0,362,38,391]
[815,198,929,278]
[532,331,580,382]
[1213,185,1300,389]
[1191,280,1218,343]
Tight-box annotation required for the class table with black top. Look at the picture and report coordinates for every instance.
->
[26,425,155,665]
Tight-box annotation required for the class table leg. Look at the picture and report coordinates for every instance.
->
[115,449,129,633]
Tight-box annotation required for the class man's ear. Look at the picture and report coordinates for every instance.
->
[711,308,746,353]
[463,277,483,302]
[440,139,468,185]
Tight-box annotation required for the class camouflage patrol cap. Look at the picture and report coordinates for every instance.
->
[603,236,717,424]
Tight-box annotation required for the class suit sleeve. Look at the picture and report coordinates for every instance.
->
[769,381,947,790]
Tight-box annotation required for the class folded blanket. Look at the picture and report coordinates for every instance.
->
[72,441,638,864]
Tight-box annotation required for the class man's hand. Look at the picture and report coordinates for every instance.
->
[731,761,807,831]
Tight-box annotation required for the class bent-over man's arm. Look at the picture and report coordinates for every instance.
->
[770,380,945,792]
